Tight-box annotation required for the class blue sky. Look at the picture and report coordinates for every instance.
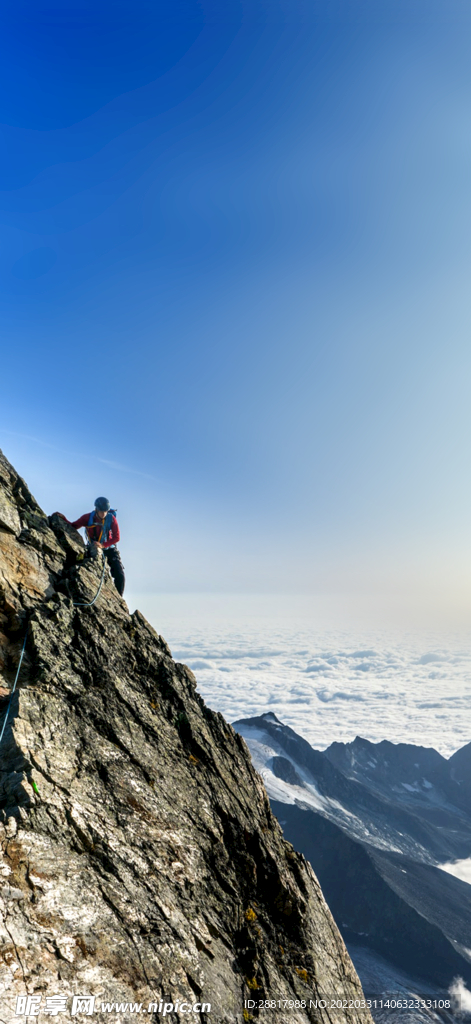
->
[2,0,471,609]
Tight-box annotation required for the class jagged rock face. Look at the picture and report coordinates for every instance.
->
[0,450,371,1024]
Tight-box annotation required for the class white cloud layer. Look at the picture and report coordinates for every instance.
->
[440,859,471,886]
[449,977,471,1013]
[134,594,471,757]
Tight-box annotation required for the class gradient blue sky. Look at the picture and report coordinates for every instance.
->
[2,0,471,609]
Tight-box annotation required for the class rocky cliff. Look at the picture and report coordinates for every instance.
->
[0,449,371,1024]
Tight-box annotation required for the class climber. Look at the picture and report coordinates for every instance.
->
[54,498,125,596]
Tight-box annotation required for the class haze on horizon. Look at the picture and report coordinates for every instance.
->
[2,0,471,622]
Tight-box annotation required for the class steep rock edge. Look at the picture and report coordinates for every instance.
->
[0,449,372,1024]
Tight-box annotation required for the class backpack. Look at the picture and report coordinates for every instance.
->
[86,510,117,546]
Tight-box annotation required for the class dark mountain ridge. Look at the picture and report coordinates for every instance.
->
[325,735,471,821]
[233,713,471,998]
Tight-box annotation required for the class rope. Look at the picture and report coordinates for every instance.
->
[73,554,107,608]
[0,632,28,746]
[0,554,108,752]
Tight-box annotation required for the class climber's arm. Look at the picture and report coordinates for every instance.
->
[52,513,89,529]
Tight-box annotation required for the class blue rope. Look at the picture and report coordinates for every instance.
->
[0,632,28,747]
[73,554,107,608]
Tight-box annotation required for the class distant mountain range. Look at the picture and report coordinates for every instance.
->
[233,712,471,1005]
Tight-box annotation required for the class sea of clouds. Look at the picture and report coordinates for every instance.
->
[131,593,471,758]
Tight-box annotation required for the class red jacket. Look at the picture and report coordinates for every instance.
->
[67,512,120,549]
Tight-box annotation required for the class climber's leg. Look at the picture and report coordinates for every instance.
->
[104,548,125,596]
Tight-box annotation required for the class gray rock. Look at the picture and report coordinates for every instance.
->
[0,492,21,537]
[0,448,372,1024]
